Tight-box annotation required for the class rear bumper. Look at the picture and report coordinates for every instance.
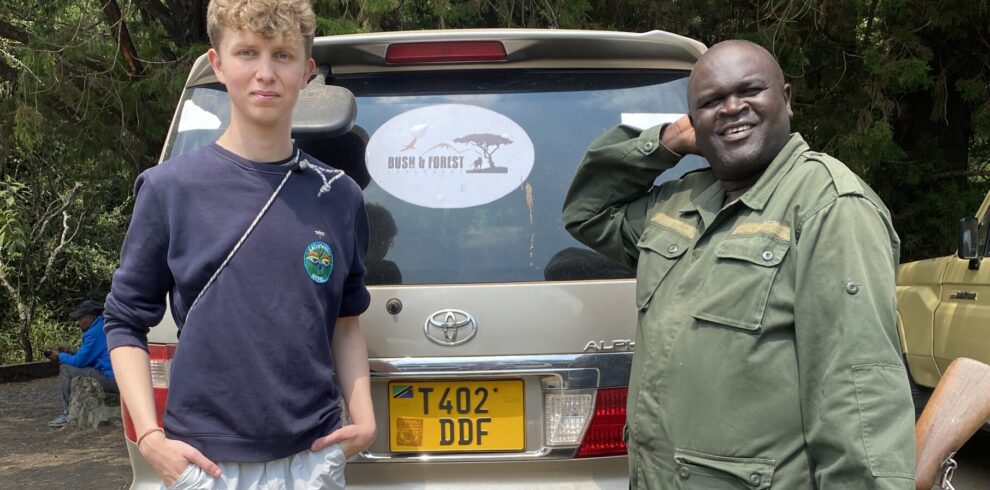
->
[126,440,628,489]
[347,457,629,488]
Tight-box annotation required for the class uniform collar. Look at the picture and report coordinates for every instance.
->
[738,133,808,211]
[678,133,808,227]
[680,178,724,229]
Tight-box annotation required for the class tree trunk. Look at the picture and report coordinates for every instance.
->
[19,311,33,363]
[100,0,145,79]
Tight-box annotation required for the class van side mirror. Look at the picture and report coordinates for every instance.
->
[958,218,981,270]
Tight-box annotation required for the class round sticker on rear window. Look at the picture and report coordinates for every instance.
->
[366,104,535,209]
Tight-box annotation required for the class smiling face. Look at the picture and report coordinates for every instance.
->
[207,28,315,132]
[688,41,793,184]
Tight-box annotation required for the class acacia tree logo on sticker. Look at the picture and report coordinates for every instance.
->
[366,104,536,209]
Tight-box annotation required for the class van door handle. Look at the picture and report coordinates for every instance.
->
[950,291,977,300]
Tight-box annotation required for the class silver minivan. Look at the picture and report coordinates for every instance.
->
[122,29,706,489]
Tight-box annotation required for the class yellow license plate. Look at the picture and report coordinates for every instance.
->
[388,380,524,452]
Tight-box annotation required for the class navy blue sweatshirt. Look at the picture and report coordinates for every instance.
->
[104,143,370,462]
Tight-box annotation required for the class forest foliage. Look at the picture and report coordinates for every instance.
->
[1,0,988,363]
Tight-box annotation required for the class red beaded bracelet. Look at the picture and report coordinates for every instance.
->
[137,427,164,447]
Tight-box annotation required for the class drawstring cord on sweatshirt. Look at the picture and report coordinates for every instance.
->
[298,157,346,197]
[187,148,345,313]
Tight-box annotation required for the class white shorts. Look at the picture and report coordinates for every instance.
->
[162,443,347,490]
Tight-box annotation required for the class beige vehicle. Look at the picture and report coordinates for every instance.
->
[898,189,990,413]
[121,29,707,489]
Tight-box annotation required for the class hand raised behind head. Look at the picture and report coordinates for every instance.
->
[661,115,700,156]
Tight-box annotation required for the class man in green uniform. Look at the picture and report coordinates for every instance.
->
[563,40,915,488]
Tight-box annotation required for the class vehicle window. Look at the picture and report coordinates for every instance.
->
[162,85,230,161]
[164,70,706,285]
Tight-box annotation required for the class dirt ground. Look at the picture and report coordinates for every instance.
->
[0,376,131,489]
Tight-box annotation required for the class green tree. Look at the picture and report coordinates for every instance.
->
[0,171,81,362]
[0,0,201,362]
[0,138,125,363]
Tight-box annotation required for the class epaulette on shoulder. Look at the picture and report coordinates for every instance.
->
[668,165,714,188]
[804,151,864,197]
[681,166,712,178]
[650,165,712,194]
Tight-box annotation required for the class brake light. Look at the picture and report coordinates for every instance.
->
[576,387,628,458]
[122,343,175,442]
[385,41,507,64]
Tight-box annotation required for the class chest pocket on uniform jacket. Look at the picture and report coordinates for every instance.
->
[635,224,690,310]
[692,235,789,331]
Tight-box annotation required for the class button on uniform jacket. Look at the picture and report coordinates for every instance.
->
[563,126,915,489]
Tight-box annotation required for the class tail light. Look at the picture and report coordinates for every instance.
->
[544,391,595,446]
[385,41,507,64]
[544,388,629,457]
[122,343,175,442]
[576,387,628,458]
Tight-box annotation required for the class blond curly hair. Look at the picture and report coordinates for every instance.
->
[207,0,316,58]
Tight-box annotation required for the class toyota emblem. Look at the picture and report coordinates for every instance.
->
[424,309,478,346]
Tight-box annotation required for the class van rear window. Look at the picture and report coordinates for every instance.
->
[164,70,706,285]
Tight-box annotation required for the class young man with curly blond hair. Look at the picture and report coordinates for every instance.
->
[103,0,376,487]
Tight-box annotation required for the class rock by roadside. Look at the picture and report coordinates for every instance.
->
[67,376,123,430]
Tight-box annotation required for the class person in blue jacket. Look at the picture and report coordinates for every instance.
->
[46,299,117,428]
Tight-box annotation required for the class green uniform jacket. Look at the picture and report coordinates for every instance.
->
[563,126,915,489]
